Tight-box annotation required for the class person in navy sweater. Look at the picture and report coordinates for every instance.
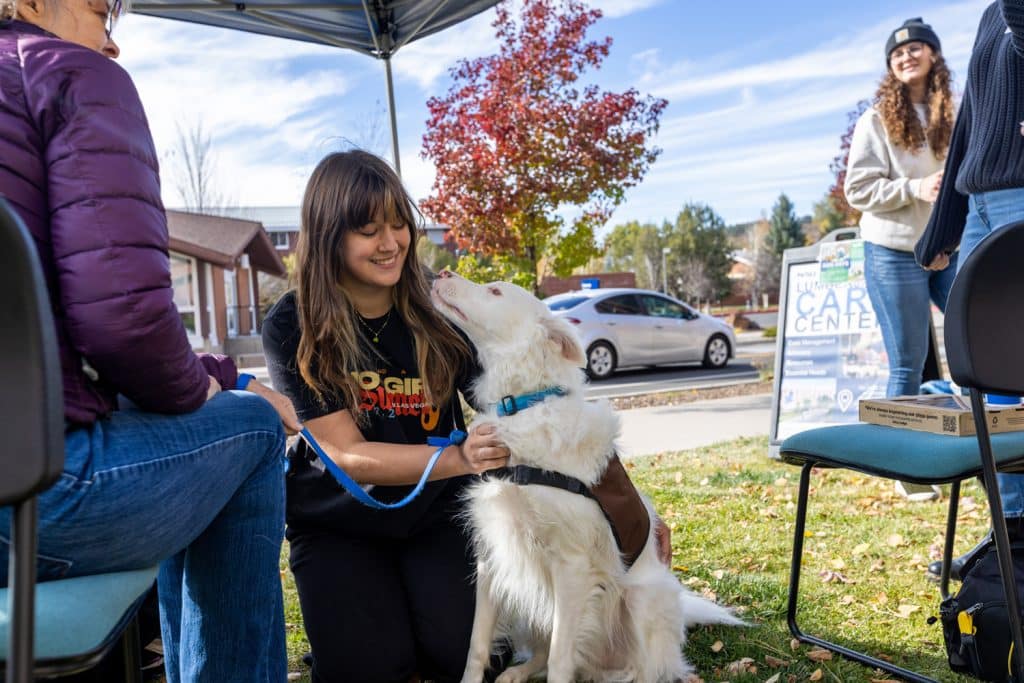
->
[916,0,1024,578]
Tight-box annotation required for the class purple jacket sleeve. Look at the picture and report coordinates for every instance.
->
[23,45,234,413]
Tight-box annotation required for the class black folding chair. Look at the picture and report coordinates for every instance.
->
[0,199,156,682]
[779,219,1024,682]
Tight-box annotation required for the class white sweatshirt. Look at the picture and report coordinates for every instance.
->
[844,104,944,252]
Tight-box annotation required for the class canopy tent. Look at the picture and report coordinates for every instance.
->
[130,0,501,176]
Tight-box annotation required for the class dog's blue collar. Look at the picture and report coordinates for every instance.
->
[494,386,568,417]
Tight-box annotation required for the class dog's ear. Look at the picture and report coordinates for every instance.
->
[541,315,586,367]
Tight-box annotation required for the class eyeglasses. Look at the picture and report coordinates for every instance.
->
[890,43,925,62]
[104,0,123,38]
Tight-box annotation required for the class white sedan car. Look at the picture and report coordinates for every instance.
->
[545,288,737,380]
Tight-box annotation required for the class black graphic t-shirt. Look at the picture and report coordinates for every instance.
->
[262,291,477,538]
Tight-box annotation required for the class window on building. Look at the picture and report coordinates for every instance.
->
[270,231,290,250]
[170,254,201,341]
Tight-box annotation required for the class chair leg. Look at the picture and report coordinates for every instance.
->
[940,480,961,601]
[968,388,1024,681]
[8,497,38,683]
[787,462,939,683]
[121,616,143,683]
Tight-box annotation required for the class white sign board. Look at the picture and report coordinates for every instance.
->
[770,238,889,452]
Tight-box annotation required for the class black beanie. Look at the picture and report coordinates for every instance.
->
[885,17,941,62]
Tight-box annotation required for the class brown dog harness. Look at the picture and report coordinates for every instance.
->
[482,454,651,569]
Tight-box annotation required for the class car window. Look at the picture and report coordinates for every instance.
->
[641,295,692,319]
[594,295,644,315]
[545,295,590,311]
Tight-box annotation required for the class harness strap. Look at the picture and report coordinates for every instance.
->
[482,455,650,569]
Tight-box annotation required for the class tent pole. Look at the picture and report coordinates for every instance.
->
[384,56,401,178]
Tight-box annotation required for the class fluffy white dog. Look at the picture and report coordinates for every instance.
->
[431,271,742,683]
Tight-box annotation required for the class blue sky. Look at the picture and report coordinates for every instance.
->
[115,0,991,230]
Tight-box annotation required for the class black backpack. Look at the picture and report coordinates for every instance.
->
[940,540,1024,681]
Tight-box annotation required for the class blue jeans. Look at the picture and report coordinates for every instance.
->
[961,188,1024,518]
[864,241,957,397]
[0,391,288,682]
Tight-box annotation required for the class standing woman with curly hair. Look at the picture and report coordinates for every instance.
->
[844,17,956,500]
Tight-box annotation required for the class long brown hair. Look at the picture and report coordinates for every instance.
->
[295,150,471,419]
[875,53,954,158]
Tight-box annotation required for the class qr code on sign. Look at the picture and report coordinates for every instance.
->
[942,416,957,433]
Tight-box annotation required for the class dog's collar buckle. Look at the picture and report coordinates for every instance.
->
[494,386,567,417]
[499,395,519,416]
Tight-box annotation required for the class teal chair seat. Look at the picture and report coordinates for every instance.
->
[782,423,1024,482]
[0,567,156,664]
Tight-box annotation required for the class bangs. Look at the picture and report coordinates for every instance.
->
[341,165,417,231]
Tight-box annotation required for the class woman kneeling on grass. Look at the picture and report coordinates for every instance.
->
[0,1,301,679]
[262,150,512,682]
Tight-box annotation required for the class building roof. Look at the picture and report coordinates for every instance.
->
[166,210,287,278]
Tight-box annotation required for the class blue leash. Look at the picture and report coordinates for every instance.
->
[298,427,466,510]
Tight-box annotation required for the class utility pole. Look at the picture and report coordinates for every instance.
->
[661,247,670,293]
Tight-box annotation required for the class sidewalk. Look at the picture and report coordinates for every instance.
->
[615,392,772,458]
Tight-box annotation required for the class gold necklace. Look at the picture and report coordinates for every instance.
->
[356,309,392,343]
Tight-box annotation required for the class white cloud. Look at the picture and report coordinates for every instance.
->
[393,10,499,90]
[592,0,666,19]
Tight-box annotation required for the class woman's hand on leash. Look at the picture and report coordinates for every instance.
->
[247,379,303,436]
[653,515,672,565]
[459,423,510,474]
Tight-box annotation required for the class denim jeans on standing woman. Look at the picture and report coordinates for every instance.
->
[960,188,1024,519]
[0,390,288,683]
[864,240,958,397]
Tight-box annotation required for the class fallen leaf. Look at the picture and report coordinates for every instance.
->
[712,569,726,580]
[790,638,801,651]
[840,594,856,605]
[830,558,846,569]
[886,533,905,547]
[818,570,853,583]
[765,674,781,683]
[725,657,756,675]
[806,648,833,662]
[675,471,683,483]
[809,668,823,681]
[711,640,724,652]
[853,542,870,555]
[765,655,788,667]
[896,604,920,618]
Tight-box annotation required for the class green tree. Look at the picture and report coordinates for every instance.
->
[765,193,804,256]
[603,220,662,289]
[812,193,850,240]
[665,203,732,303]
[416,235,457,274]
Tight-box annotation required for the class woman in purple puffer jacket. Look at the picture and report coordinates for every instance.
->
[0,0,301,679]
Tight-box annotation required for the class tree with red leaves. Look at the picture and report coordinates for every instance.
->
[421,0,667,291]
[829,100,871,224]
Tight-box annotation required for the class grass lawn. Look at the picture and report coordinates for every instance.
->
[281,435,987,682]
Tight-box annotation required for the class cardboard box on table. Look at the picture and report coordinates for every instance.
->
[859,394,1024,436]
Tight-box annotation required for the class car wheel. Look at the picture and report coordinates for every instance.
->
[702,334,730,369]
[586,342,616,380]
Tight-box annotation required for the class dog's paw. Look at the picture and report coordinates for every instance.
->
[495,665,538,683]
